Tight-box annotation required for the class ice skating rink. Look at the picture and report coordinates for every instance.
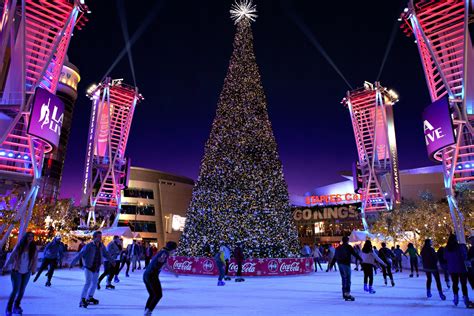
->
[0,265,472,315]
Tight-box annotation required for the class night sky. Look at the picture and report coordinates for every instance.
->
[61,0,434,202]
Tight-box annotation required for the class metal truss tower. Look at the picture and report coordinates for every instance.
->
[401,0,474,243]
[81,78,143,227]
[342,82,401,230]
[0,0,87,247]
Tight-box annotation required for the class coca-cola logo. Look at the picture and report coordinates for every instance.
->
[173,260,192,271]
[228,262,257,273]
[279,262,300,273]
[267,260,278,272]
[202,259,214,272]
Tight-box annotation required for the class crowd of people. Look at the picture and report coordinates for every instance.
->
[3,231,474,315]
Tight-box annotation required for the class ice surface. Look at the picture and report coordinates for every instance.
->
[0,263,471,315]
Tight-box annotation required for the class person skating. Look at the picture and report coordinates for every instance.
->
[353,245,361,271]
[234,243,245,282]
[312,244,323,272]
[129,240,140,272]
[2,232,38,316]
[326,244,337,272]
[70,231,115,308]
[144,243,153,268]
[143,241,177,315]
[97,235,122,290]
[420,239,446,300]
[118,247,131,278]
[33,234,63,287]
[215,243,226,286]
[360,240,386,294]
[404,243,420,277]
[393,245,404,272]
[437,246,450,289]
[444,234,474,308]
[221,244,232,281]
[329,236,362,301]
[466,234,474,289]
[378,242,395,286]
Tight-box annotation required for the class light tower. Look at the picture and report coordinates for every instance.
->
[342,82,401,230]
[0,0,87,246]
[401,0,474,243]
[81,78,143,227]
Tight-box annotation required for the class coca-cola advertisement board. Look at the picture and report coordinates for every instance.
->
[168,256,314,276]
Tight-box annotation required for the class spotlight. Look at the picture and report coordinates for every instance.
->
[7,152,14,158]
[0,151,5,156]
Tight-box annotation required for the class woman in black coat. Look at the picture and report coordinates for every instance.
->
[420,239,446,300]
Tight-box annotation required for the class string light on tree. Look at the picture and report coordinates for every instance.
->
[178,0,299,258]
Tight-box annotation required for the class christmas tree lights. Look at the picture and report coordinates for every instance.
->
[178,1,299,258]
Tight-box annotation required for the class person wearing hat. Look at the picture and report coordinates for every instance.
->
[33,235,64,287]
[143,241,178,315]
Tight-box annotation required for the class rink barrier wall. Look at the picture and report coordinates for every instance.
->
[167,256,314,276]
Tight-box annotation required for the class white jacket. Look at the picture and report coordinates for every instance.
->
[360,250,386,266]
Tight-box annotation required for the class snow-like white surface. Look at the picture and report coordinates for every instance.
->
[0,263,472,315]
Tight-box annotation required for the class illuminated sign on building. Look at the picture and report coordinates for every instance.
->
[27,87,64,149]
[172,214,186,231]
[82,95,98,198]
[422,98,455,161]
[293,205,359,221]
[305,193,362,205]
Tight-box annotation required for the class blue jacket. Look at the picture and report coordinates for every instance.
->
[43,239,64,260]
[70,241,113,270]
[444,244,468,274]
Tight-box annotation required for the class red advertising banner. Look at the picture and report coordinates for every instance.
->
[168,256,314,276]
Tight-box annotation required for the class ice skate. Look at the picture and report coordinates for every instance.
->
[114,276,120,283]
[217,280,225,286]
[391,280,395,287]
[45,280,51,287]
[363,284,369,292]
[144,308,152,316]
[439,291,446,300]
[343,293,355,301]
[454,294,459,306]
[106,284,115,290]
[368,286,376,294]
[79,298,88,308]
[427,290,432,298]
[87,297,99,305]
[463,296,474,308]
[224,276,231,281]
[11,306,22,315]
[5,309,12,316]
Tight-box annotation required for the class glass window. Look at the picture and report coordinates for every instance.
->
[123,188,154,199]
[118,220,157,233]
[121,204,155,216]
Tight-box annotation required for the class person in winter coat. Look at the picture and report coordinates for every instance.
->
[404,243,420,277]
[70,231,115,308]
[354,245,361,271]
[301,244,311,257]
[420,239,446,300]
[326,245,337,272]
[444,234,473,308]
[467,234,474,289]
[128,240,141,272]
[221,244,232,281]
[2,232,38,316]
[437,246,450,288]
[214,243,227,286]
[329,236,362,301]
[312,244,323,272]
[33,235,63,287]
[234,243,245,282]
[393,245,404,272]
[360,240,386,294]
[378,243,395,286]
[98,236,122,290]
[143,241,177,316]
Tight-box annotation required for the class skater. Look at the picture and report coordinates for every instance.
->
[378,243,395,286]
[215,243,226,286]
[360,240,386,294]
[98,235,122,290]
[221,243,232,281]
[393,245,404,272]
[467,234,474,289]
[3,232,38,316]
[420,239,446,300]
[234,243,245,282]
[444,234,473,308]
[326,244,337,272]
[129,240,140,272]
[118,247,131,278]
[353,245,361,271]
[437,246,450,288]
[143,241,177,316]
[301,243,311,257]
[144,243,153,268]
[404,243,420,277]
[312,244,323,272]
[328,236,362,301]
[70,231,115,308]
[33,234,63,287]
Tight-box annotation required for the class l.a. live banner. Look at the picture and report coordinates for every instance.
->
[27,87,64,149]
[168,256,314,276]
[422,98,455,161]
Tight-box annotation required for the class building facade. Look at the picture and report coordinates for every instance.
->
[39,58,81,202]
[118,167,194,246]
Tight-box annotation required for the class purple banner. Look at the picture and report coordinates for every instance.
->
[422,98,455,161]
[27,88,64,148]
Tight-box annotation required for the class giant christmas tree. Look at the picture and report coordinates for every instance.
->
[178,1,299,258]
